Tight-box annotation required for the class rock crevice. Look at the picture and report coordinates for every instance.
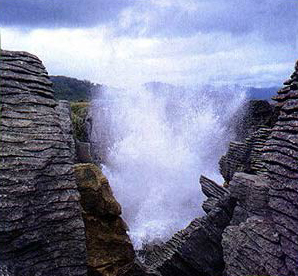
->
[74,163,135,276]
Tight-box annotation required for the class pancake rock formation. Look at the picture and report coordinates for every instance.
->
[1,49,297,276]
[0,50,87,276]
[222,60,298,276]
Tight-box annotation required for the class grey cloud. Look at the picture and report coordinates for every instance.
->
[0,0,135,28]
[117,0,297,45]
[1,0,296,46]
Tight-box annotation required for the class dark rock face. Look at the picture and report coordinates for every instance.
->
[222,61,298,276]
[74,163,135,276]
[200,175,230,214]
[227,173,270,225]
[233,99,279,141]
[76,141,93,163]
[222,216,280,276]
[220,100,279,184]
[219,127,271,184]
[0,50,87,275]
[118,260,160,276]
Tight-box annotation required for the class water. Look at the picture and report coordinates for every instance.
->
[91,83,246,249]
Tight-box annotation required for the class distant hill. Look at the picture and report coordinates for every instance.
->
[246,86,280,100]
[49,76,280,102]
[50,75,102,101]
[145,82,280,101]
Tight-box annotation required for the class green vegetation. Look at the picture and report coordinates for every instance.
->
[49,75,100,141]
[50,75,101,101]
[70,102,90,141]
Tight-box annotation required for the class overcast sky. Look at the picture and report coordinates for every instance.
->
[1,0,297,88]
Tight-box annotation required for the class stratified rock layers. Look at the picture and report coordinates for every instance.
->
[0,50,87,275]
[1,49,297,276]
[222,61,298,276]
[74,163,135,276]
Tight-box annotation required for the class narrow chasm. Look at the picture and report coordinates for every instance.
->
[88,84,247,248]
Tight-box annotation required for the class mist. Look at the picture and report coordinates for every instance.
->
[91,83,246,249]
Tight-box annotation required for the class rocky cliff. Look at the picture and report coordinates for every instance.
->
[0,49,136,276]
[1,49,297,276]
[221,61,298,276]
[0,50,87,275]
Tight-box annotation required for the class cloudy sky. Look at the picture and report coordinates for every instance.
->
[1,0,297,88]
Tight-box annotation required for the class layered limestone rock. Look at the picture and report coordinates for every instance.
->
[3,48,296,276]
[74,163,135,276]
[118,260,159,276]
[0,50,87,275]
[219,126,271,184]
[200,175,230,214]
[220,100,279,184]
[233,100,278,141]
[222,61,298,276]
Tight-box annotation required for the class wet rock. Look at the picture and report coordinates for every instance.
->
[0,50,87,275]
[200,175,229,214]
[233,100,278,141]
[222,217,282,276]
[140,189,236,276]
[228,173,270,225]
[221,60,298,276]
[76,141,93,163]
[74,163,135,276]
[219,127,271,184]
[118,260,160,276]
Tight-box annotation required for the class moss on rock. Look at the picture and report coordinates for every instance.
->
[74,163,135,276]
[70,101,90,142]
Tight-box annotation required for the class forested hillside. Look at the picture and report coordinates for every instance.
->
[50,75,102,101]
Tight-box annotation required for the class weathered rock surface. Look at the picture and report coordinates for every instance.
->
[118,259,159,276]
[222,173,283,276]
[0,50,87,275]
[222,61,298,276]
[227,173,270,225]
[74,163,135,276]
[219,126,271,184]
[76,141,93,163]
[233,99,279,141]
[220,100,279,184]
[200,175,229,214]
[3,49,297,276]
